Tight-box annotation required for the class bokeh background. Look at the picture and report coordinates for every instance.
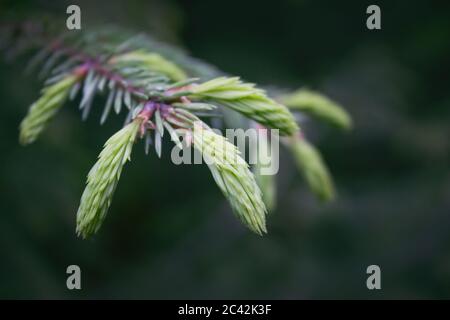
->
[0,0,449,299]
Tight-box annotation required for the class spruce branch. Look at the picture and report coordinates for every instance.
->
[1,20,353,237]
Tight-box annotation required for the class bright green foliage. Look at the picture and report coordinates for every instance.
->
[192,123,267,234]
[111,50,187,81]
[288,135,335,201]
[280,89,352,130]
[76,119,140,238]
[19,74,78,145]
[6,22,352,238]
[189,77,299,135]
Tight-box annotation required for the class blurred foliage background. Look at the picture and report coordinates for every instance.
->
[0,0,449,299]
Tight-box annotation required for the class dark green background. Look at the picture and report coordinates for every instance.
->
[0,0,449,299]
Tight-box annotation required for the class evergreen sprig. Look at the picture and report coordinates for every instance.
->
[1,21,352,238]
